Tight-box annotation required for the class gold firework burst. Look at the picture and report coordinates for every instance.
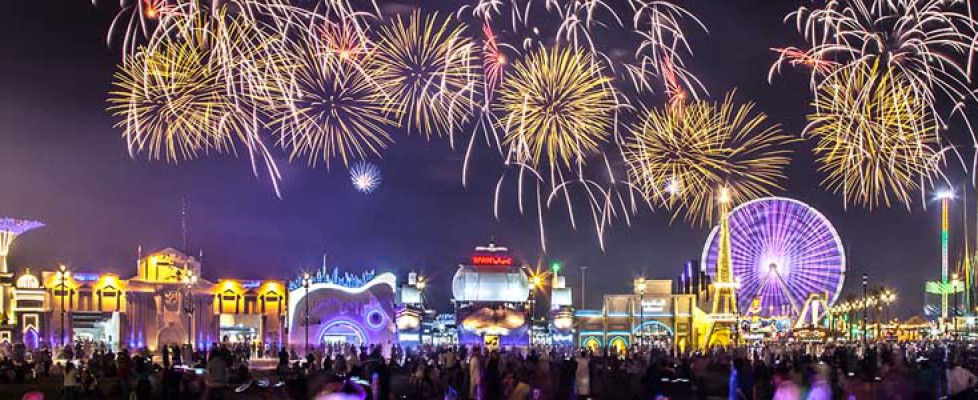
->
[496,45,617,168]
[265,36,393,168]
[806,62,945,209]
[373,11,480,139]
[107,36,243,161]
[625,92,794,225]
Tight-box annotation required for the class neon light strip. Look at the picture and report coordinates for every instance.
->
[942,197,949,319]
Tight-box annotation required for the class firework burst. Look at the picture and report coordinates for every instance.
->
[107,13,283,194]
[806,62,947,209]
[625,92,794,225]
[107,38,240,161]
[265,36,393,168]
[350,161,382,194]
[778,0,978,102]
[373,11,481,140]
[496,45,618,169]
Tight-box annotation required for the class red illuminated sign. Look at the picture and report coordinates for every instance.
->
[470,255,513,266]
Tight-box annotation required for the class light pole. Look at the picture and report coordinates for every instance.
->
[417,277,426,346]
[302,272,311,355]
[862,273,868,346]
[954,273,961,338]
[529,274,542,348]
[57,264,68,348]
[183,270,197,348]
[636,278,646,348]
[580,266,588,309]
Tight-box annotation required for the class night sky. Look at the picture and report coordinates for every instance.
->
[0,0,963,316]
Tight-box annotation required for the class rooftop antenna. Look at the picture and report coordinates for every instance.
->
[181,196,189,252]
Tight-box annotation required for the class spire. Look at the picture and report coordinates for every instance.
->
[181,196,189,252]
[713,189,737,315]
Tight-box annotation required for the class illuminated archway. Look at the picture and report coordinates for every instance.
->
[318,321,367,346]
[608,337,628,354]
[582,337,601,352]
[23,328,38,349]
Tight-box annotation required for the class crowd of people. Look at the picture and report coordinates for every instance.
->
[3,340,978,399]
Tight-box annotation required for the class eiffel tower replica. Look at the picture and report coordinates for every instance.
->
[706,190,739,347]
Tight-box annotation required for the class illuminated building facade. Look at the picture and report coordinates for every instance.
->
[576,279,699,353]
[10,248,286,351]
[452,243,531,347]
[287,268,397,349]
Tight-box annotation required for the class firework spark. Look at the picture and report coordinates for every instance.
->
[266,36,393,168]
[496,45,617,169]
[805,62,947,209]
[350,161,382,194]
[625,92,794,225]
[373,11,481,140]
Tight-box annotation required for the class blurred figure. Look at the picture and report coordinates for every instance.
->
[806,364,831,400]
[772,367,800,400]
[948,360,978,400]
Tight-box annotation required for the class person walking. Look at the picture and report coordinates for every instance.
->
[62,362,78,400]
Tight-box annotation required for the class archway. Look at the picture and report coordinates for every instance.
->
[23,328,38,349]
[582,337,601,352]
[318,321,367,346]
[157,326,184,349]
[608,337,627,355]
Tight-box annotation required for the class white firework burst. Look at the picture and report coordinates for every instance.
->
[350,162,382,194]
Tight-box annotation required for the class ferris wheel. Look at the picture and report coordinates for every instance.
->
[701,197,846,318]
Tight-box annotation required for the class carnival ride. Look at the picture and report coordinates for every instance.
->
[702,197,846,322]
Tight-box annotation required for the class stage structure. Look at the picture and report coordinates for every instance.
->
[451,243,531,347]
[0,218,43,344]
[287,268,396,350]
[702,197,846,331]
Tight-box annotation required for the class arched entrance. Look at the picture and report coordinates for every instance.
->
[23,328,38,349]
[581,337,601,352]
[157,326,184,349]
[608,337,627,355]
[318,321,367,346]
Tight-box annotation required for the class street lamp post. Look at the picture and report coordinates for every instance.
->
[183,270,197,348]
[417,277,426,346]
[302,272,311,355]
[954,273,961,338]
[636,278,646,349]
[529,274,542,348]
[580,266,588,309]
[57,264,68,348]
[862,273,868,346]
